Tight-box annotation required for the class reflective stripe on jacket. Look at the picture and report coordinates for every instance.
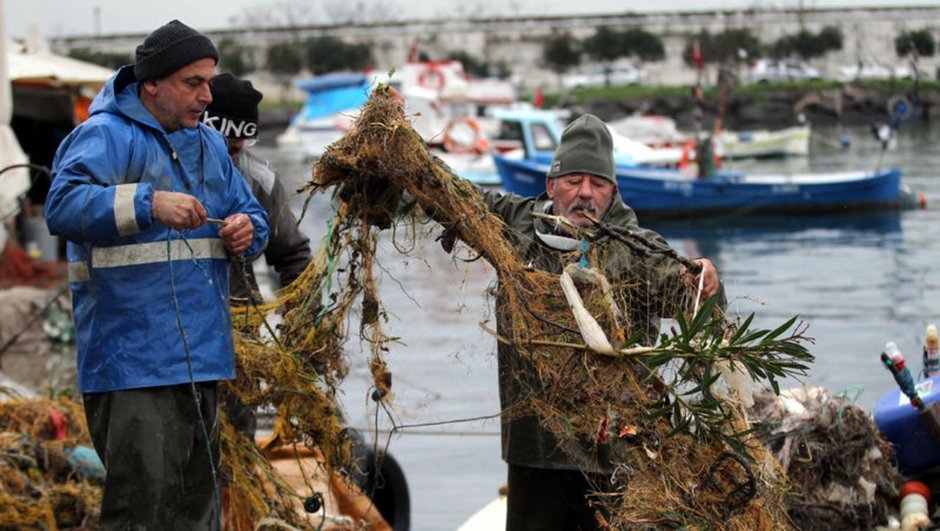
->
[45,65,270,393]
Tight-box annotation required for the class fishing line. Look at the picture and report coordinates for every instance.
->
[364,384,505,501]
[167,230,222,531]
[349,426,500,437]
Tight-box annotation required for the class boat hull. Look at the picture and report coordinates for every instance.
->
[717,126,811,159]
[493,154,904,218]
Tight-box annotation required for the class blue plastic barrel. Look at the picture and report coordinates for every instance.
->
[874,374,940,474]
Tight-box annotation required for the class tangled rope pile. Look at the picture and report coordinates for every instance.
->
[0,85,820,529]
[214,85,818,529]
[0,395,101,529]
[749,386,901,530]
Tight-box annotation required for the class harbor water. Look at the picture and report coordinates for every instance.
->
[254,119,940,530]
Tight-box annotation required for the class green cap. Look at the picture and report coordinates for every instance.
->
[547,114,615,183]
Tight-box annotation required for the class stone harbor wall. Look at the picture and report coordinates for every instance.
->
[571,84,940,131]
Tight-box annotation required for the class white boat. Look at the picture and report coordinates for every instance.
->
[378,59,517,105]
[608,114,689,148]
[277,62,519,185]
[609,127,684,167]
[715,125,811,159]
[610,114,810,160]
[491,108,685,169]
[457,494,506,531]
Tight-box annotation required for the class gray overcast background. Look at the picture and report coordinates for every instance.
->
[7,0,940,40]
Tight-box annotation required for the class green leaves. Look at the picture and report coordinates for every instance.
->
[640,296,813,450]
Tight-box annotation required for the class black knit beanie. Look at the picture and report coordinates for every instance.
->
[134,20,219,81]
[547,114,615,183]
[203,73,263,139]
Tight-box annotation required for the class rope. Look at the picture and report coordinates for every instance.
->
[167,230,222,531]
[314,208,339,327]
[0,163,51,221]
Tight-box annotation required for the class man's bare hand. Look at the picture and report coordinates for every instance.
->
[152,191,207,230]
[218,213,254,254]
[686,258,720,300]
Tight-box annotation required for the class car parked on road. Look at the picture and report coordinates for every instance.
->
[838,60,914,81]
[748,59,821,83]
[562,64,646,90]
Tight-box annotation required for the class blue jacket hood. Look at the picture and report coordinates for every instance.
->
[90,65,163,131]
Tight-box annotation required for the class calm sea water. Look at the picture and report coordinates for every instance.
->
[254,119,940,530]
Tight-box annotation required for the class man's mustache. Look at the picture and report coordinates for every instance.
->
[569,201,597,215]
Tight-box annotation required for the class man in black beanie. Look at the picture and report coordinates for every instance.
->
[134,19,220,83]
[204,73,311,308]
[203,73,311,440]
[45,20,269,530]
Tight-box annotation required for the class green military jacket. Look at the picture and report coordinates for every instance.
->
[480,190,721,472]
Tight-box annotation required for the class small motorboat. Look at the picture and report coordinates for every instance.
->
[715,125,811,159]
[609,115,810,160]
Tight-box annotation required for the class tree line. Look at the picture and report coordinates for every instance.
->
[543,26,936,76]
[67,25,938,83]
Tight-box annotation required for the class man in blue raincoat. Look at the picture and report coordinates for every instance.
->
[45,20,269,530]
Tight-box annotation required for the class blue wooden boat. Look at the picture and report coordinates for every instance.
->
[490,110,911,219]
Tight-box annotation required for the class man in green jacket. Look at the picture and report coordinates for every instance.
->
[479,114,721,530]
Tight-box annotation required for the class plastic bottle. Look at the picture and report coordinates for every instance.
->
[899,480,931,531]
[923,325,939,379]
[883,342,922,408]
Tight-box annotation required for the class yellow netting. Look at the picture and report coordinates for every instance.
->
[0,395,101,530]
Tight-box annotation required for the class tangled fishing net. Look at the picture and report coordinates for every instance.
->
[749,386,901,530]
[222,85,821,529]
[0,84,855,529]
[0,394,102,530]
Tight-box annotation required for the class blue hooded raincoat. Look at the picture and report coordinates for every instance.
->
[45,65,270,393]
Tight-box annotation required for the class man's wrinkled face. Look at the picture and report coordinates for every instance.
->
[142,58,215,132]
[546,173,616,227]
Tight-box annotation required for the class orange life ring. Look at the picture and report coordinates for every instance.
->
[443,116,490,154]
[417,67,446,91]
